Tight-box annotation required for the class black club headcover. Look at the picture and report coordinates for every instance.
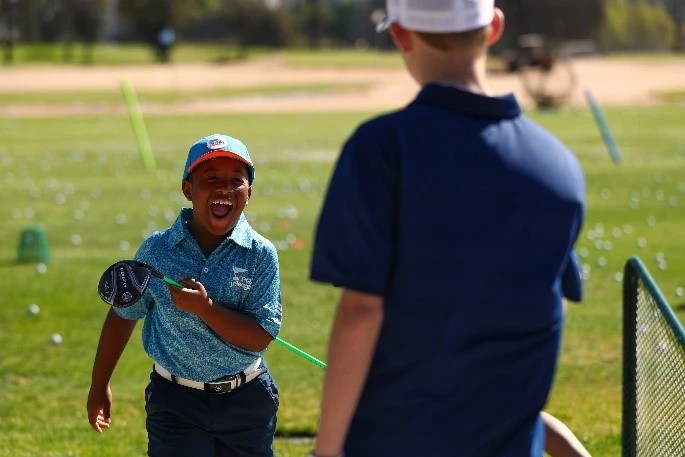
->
[98,261,152,308]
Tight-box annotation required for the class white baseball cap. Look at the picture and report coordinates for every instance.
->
[376,0,495,34]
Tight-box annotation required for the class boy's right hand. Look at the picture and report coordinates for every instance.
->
[87,384,112,433]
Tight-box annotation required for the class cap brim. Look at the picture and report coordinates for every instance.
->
[185,150,253,177]
[376,16,391,33]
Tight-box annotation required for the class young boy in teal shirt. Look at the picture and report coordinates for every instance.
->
[87,133,282,457]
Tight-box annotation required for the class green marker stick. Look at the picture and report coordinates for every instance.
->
[120,77,156,172]
[584,88,622,165]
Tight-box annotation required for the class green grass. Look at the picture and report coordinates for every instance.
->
[654,89,685,104]
[3,43,405,68]
[4,43,277,66]
[0,99,684,456]
[603,51,685,62]
[278,48,403,69]
[0,83,368,106]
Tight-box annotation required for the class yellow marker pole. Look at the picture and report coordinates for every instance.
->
[119,77,156,172]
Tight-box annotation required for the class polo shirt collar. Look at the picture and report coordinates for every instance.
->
[170,208,253,249]
[410,83,521,119]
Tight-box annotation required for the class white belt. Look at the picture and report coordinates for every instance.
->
[154,358,264,393]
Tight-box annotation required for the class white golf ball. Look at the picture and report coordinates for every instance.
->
[51,333,63,345]
[28,304,40,315]
[36,263,48,274]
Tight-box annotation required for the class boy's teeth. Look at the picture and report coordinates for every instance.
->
[212,199,232,205]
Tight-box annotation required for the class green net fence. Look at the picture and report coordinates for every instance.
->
[622,257,685,457]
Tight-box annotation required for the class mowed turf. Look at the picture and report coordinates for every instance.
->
[0,103,683,456]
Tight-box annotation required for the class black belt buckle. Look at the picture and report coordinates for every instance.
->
[204,372,246,394]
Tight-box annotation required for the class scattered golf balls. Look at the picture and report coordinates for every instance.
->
[28,303,40,315]
[51,333,63,345]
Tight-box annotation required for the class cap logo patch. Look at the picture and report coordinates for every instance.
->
[207,137,227,150]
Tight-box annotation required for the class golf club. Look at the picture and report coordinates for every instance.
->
[98,260,327,369]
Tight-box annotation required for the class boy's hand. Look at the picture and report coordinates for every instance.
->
[168,278,213,315]
[86,384,112,433]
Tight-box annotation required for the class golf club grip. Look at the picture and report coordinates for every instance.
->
[274,337,327,369]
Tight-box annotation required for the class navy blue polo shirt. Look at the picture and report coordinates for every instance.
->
[311,83,585,456]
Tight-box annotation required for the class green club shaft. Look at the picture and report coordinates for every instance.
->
[162,276,184,289]
[274,337,327,369]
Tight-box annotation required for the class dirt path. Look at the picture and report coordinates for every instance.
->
[0,55,683,117]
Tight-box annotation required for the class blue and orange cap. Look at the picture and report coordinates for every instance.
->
[183,133,255,184]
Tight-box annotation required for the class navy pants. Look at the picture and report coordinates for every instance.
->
[145,366,279,457]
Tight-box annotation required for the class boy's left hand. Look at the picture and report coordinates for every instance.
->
[168,278,213,315]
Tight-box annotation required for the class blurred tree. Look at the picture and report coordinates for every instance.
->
[305,0,321,48]
[663,0,684,51]
[221,0,296,50]
[62,0,104,64]
[1,0,18,64]
[598,0,674,51]
[118,0,220,61]
[495,0,604,51]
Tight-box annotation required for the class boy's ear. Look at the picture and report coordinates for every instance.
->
[487,7,505,46]
[389,22,413,53]
[182,180,192,201]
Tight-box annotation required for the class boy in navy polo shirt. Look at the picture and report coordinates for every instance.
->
[87,133,282,457]
[310,1,586,456]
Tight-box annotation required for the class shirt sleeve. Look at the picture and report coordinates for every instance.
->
[245,242,282,338]
[562,250,583,302]
[310,122,398,295]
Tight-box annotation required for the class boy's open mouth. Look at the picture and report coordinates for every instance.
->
[211,199,233,218]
